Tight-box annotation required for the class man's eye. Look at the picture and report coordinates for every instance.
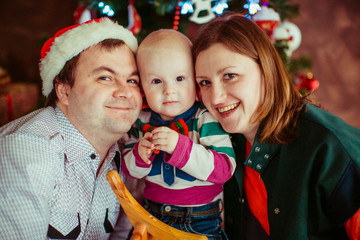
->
[127,79,139,85]
[98,76,114,85]
[176,76,184,82]
[151,79,162,84]
[100,76,111,81]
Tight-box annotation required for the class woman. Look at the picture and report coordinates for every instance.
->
[193,13,360,240]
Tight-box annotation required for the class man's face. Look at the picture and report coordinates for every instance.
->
[59,44,142,141]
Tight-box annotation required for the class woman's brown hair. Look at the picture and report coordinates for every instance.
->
[192,12,308,144]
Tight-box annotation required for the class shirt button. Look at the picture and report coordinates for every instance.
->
[255,147,260,152]
[256,164,262,170]
[165,164,171,170]
[248,159,252,164]
[274,208,280,214]
[90,153,96,159]
[264,154,270,159]
[164,205,171,212]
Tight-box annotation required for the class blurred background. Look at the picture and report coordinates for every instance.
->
[1,0,359,127]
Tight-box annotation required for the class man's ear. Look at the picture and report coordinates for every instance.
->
[55,80,70,106]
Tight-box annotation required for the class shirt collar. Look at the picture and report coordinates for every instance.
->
[245,134,281,174]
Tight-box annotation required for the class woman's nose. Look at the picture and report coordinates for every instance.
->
[210,84,227,105]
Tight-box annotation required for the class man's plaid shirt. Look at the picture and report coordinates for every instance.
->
[0,107,125,239]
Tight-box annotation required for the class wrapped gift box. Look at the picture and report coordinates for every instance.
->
[0,83,40,126]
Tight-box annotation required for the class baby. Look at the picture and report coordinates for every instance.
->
[122,29,235,240]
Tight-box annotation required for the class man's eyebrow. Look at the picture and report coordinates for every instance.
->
[91,67,139,77]
[92,66,115,74]
[129,70,139,77]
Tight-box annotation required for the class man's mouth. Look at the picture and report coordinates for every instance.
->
[217,103,240,113]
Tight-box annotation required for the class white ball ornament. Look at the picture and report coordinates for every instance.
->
[274,21,302,56]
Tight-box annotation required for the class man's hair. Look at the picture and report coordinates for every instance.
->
[192,13,309,144]
[46,39,126,107]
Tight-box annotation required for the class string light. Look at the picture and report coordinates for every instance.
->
[178,0,229,16]
[179,1,194,14]
[97,1,115,17]
[243,0,261,15]
[212,0,228,15]
[173,1,181,30]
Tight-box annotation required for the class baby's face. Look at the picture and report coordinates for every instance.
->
[138,47,196,121]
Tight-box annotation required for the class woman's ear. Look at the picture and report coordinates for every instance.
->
[55,79,70,106]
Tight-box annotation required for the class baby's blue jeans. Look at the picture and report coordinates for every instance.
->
[143,198,228,240]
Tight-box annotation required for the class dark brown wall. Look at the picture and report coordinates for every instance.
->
[0,0,77,84]
[1,0,359,127]
[292,0,360,127]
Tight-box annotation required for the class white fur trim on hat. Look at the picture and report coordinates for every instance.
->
[39,18,138,97]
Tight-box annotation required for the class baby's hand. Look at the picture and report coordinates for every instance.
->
[151,127,179,155]
[138,132,155,164]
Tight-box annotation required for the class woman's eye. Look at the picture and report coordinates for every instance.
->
[224,73,236,80]
[198,80,211,86]
[151,79,162,84]
[176,76,184,82]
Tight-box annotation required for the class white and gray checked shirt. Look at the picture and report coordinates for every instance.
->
[0,107,129,240]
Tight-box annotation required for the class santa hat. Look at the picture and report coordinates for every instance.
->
[39,17,138,97]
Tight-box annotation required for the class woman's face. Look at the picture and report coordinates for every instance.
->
[195,43,263,141]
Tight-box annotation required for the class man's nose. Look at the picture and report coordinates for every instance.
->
[113,81,133,98]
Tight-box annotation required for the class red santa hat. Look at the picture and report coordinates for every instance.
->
[39,17,138,97]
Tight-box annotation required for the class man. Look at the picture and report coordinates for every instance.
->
[0,18,142,239]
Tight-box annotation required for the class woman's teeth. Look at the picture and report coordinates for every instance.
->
[218,103,239,113]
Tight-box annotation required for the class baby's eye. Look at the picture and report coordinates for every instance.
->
[176,76,185,82]
[224,73,236,80]
[151,79,162,84]
[198,79,211,86]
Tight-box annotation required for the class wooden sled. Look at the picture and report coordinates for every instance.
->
[106,170,208,240]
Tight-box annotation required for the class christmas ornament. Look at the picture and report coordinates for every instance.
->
[274,21,302,57]
[189,0,216,24]
[252,6,280,40]
[293,72,319,95]
[74,3,95,24]
[126,0,142,35]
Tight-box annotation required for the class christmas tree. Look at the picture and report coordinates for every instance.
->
[74,0,319,95]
